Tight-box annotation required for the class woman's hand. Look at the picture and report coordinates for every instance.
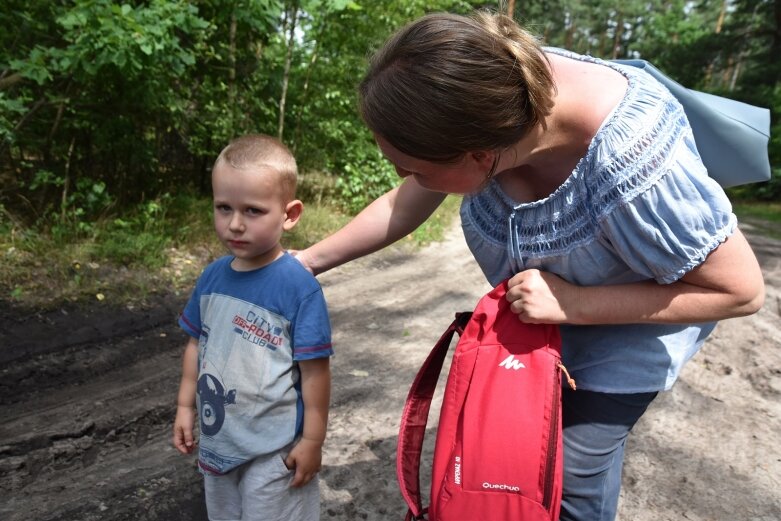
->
[289,249,315,274]
[506,269,580,324]
[506,228,765,326]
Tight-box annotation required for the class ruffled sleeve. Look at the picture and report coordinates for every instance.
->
[598,132,735,284]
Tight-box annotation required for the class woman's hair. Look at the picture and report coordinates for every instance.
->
[215,134,298,201]
[359,11,555,163]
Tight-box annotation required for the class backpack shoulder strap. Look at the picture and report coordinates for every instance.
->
[397,312,472,520]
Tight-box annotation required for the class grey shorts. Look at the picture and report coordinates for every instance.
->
[203,449,319,521]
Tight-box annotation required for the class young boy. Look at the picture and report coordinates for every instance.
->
[173,134,332,521]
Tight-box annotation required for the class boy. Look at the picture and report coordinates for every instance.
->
[173,134,332,521]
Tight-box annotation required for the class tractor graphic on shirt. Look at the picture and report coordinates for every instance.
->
[197,371,236,436]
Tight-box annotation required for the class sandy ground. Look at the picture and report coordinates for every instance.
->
[1,221,779,521]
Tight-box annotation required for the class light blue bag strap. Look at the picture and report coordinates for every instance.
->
[613,59,771,188]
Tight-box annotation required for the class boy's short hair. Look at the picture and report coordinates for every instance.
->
[215,134,298,201]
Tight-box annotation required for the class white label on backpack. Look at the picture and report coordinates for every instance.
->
[482,482,521,492]
[498,354,526,370]
[454,456,461,485]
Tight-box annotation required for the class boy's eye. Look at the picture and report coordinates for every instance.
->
[246,207,264,216]
[216,204,231,212]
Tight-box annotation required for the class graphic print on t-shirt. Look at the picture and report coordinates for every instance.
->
[197,371,236,436]
[196,293,298,473]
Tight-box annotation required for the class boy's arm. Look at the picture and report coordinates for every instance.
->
[173,337,199,455]
[285,357,331,487]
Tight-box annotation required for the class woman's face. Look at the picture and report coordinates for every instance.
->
[374,135,495,194]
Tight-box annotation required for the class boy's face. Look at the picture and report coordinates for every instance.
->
[212,162,294,271]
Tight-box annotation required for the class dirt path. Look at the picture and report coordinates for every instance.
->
[1,222,779,520]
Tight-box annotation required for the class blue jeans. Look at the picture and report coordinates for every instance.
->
[559,388,658,521]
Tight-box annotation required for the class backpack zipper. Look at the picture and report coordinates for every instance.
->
[542,363,560,510]
[543,361,576,510]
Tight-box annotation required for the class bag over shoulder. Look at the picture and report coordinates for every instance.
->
[613,58,772,188]
[397,281,572,521]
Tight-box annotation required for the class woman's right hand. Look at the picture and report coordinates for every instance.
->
[506,269,579,324]
[289,249,315,275]
[287,178,446,277]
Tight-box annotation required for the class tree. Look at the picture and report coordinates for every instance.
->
[1,0,213,223]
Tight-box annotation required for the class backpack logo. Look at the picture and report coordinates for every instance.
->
[454,456,462,485]
[498,354,526,370]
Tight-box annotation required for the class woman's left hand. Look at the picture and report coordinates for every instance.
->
[506,269,579,324]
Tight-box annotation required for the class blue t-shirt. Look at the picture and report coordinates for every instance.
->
[179,253,332,474]
[460,49,735,393]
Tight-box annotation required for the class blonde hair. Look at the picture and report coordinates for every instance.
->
[215,134,298,201]
[359,11,555,163]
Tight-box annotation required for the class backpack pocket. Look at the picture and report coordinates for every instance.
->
[434,342,561,518]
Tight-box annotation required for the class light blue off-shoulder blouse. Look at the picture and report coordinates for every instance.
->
[460,48,736,393]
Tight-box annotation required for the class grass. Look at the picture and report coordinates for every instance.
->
[733,201,781,240]
[0,189,462,309]
[4,192,775,310]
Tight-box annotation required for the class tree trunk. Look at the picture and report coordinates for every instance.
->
[229,12,237,130]
[293,20,324,153]
[61,136,76,219]
[278,2,299,141]
[705,0,729,87]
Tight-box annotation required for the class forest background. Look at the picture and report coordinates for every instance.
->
[1,0,779,306]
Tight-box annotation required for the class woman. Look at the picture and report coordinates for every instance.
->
[295,10,765,520]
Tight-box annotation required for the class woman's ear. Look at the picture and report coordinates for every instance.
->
[469,150,497,170]
[283,200,304,231]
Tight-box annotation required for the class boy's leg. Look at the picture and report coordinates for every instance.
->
[203,467,243,521]
[239,449,320,521]
[559,388,658,521]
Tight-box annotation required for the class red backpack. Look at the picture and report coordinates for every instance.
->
[396,281,575,521]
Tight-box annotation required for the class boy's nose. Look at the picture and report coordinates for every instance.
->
[229,214,245,232]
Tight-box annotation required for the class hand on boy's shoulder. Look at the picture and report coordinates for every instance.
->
[288,250,315,275]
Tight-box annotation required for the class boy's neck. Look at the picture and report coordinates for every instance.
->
[230,245,285,272]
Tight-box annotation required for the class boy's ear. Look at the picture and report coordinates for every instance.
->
[283,200,304,231]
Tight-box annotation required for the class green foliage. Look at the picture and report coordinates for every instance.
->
[0,0,778,305]
[334,142,399,213]
[513,0,779,201]
[732,200,781,240]
[288,0,484,211]
[284,201,351,250]
[0,190,217,305]
[410,195,461,245]
[732,201,781,224]
[1,0,215,224]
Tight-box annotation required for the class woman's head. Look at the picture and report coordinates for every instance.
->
[359,11,555,164]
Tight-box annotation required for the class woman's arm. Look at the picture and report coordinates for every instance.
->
[297,177,446,275]
[506,228,765,324]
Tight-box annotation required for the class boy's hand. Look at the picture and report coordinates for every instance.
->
[284,437,323,487]
[173,405,196,454]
